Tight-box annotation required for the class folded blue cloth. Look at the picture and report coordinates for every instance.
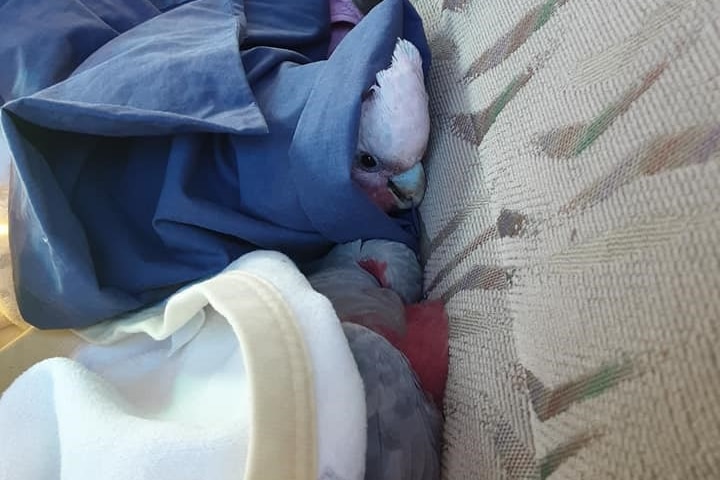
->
[0,0,430,328]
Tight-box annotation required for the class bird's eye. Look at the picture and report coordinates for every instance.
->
[358,153,378,170]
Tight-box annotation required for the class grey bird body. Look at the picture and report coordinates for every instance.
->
[304,239,423,335]
[343,323,442,480]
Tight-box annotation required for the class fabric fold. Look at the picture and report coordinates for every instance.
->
[0,250,367,480]
[4,0,268,136]
[0,0,430,329]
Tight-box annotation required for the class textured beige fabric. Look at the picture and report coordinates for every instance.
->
[0,185,29,349]
[412,0,720,478]
[2,1,720,478]
[0,328,82,392]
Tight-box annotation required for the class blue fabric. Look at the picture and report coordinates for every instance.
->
[0,0,430,329]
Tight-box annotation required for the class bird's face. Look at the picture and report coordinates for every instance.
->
[351,149,427,212]
[352,38,430,213]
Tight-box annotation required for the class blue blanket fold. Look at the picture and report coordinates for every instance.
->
[0,0,430,328]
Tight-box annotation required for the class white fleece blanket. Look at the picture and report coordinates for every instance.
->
[0,251,366,480]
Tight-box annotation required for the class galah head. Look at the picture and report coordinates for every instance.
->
[353,38,430,212]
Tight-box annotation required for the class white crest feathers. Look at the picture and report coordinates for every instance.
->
[358,38,430,169]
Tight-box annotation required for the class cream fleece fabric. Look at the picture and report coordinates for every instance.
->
[0,251,366,480]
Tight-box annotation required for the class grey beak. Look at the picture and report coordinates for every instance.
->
[387,163,426,210]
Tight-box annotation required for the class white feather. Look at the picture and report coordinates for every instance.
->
[358,38,430,170]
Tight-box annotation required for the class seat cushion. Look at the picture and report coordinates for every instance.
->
[413,0,720,478]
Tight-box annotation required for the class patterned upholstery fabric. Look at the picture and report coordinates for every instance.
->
[1,1,719,478]
[412,0,720,478]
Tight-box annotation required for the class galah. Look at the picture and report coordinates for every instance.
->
[305,239,449,407]
[343,322,442,480]
[306,240,448,479]
[305,239,422,335]
[328,5,431,212]
[354,38,430,212]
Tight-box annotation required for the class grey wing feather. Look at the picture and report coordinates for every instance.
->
[343,323,442,480]
[307,266,406,335]
[359,240,422,304]
[303,240,422,305]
